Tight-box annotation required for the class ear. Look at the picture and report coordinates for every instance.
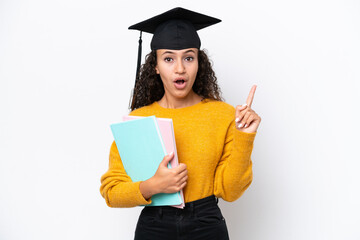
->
[154,50,160,74]
[155,65,160,74]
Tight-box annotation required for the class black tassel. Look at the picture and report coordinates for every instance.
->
[135,31,142,87]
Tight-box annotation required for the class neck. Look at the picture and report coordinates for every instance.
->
[158,91,203,109]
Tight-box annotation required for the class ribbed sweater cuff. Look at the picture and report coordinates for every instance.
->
[233,129,256,152]
[135,181,152,205]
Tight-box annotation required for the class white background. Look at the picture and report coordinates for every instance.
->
[1,0,359,239]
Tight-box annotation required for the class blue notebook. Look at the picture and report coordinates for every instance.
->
[110,116,183,207]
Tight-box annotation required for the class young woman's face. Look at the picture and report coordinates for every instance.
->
[155,48,199,100]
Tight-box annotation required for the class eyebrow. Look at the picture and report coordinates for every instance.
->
[161,49,196,56]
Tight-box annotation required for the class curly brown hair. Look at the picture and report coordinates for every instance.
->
[129,49,223,111]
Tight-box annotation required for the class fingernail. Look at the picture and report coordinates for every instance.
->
[235,118,240,122]
[242,104,247,107]
[244,124,247,128]
[169,152,174,156]
[238,123,243,128]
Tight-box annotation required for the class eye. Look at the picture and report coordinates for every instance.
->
[164,57,173,62]
[185,56,194,62]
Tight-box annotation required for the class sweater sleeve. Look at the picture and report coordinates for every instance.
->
[214,119,256,202]
[100,141,152,208]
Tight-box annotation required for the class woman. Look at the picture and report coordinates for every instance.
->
[100,7,261,240]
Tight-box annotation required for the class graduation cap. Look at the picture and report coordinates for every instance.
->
[128,7,221,85]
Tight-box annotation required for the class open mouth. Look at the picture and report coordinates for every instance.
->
[175,79,185,84]
[174,78,187,89]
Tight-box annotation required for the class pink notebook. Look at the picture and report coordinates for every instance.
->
[122,115,185,209]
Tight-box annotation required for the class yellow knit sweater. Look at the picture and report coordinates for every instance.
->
[100,99,256,208]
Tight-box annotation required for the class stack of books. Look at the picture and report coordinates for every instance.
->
[111,115,185,208]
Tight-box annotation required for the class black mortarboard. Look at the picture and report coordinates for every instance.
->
[128,7,221,84]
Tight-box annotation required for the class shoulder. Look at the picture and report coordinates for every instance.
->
[196,99,235,125]
[202,99,235,116]
[129,102,157,117]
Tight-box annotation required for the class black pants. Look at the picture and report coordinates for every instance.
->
[134,195,230,240]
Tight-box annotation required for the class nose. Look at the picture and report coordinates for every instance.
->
[175,60,185,74]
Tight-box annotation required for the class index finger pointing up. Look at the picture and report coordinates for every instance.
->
[246,85,257,107]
